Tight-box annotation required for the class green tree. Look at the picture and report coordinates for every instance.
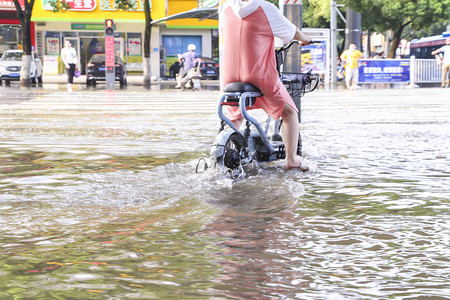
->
[403,20,449,40]
[116,0,152,87]
[341,0,450,58]
[303,0,332,28]
[302,0,347,53]
[12,0,35,86]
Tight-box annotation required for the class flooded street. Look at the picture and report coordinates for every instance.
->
[0,86,449,299]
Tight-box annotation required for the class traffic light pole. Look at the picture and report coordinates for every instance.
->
[105,19,115,90]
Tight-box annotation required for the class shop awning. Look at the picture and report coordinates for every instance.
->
[151,7,218,25]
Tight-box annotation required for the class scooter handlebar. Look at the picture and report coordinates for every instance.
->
[277,40,321,53]
[302,70,314,84]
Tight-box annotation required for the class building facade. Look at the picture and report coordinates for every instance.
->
[30,0,218,78]
[159,0,218,77]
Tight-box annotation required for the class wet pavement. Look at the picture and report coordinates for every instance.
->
[0,74,219,92]
[0,84,449,299]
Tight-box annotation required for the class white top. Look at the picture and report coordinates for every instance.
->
[438,45,450,64]
[223,0,296,44]
[61,47,78,65]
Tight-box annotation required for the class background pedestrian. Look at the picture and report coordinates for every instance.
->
[340,42,363,90]
[175,44,200,88]
[431,37,450,88]
[61,40,78,92]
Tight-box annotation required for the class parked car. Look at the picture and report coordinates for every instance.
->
[0,50,43,84]
[199,57,219,80]
[168,61,181,79]
[86,54,127,87]
[168,57,219,80]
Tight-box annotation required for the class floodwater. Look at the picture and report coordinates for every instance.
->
[0,86,449,299]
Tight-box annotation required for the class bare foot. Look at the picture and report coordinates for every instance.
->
[286,159,309,171]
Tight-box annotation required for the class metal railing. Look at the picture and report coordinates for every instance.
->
[410,56,442,84]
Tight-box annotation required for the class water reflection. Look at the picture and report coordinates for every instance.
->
[201,186,304,299]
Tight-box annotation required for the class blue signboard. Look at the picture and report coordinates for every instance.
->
[301,41,327,73]
[358,59,410,83]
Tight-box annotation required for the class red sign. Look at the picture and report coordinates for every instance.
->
[65,0,97,11]
[0,0,25,10]
[105,36,115,72]
[410,39,445,49]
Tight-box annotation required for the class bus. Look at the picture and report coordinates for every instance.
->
[410,31,450,58]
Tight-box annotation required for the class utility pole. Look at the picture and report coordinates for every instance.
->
[330,0,346,87]
[344,8,361,50]
[330,0,337,87]
[282,0,303,121]
[283,0,302,74]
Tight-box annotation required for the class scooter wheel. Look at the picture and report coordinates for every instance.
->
[218,132,245,170]
[224,148,240,169]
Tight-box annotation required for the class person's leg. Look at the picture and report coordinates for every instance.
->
[67,63,75,91]
[281,104,308,170]
[352,68,359,89]
[176,68,185,88]
[232,117,244,130]
[345,67,351,89]
[181,68,191,85]
[447,64,450,87]
[441,65,446,87]
[443,64,450,87]
[68,64,75,84]
[348,69,354,89]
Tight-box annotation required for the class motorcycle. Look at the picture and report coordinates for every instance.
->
[178,58,203,90]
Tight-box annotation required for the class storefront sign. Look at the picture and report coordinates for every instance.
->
[126,55,143,71]
[359,59,410,83]
[0,0,24,10]
[71,24,114,30]
[128,38,141,56]
[46,37,60,55]
[42,0,96,11]
[97,0,144,11]
[198,0,218,8]
[42,0,144,11]
[43,55,59,75]
[65,0,96,11]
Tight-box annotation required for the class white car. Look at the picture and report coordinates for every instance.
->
[0,50,43,84]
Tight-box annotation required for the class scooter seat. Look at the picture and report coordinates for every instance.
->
[224,82,262,94]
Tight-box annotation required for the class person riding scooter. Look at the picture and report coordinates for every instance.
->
[175,44,200,89]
